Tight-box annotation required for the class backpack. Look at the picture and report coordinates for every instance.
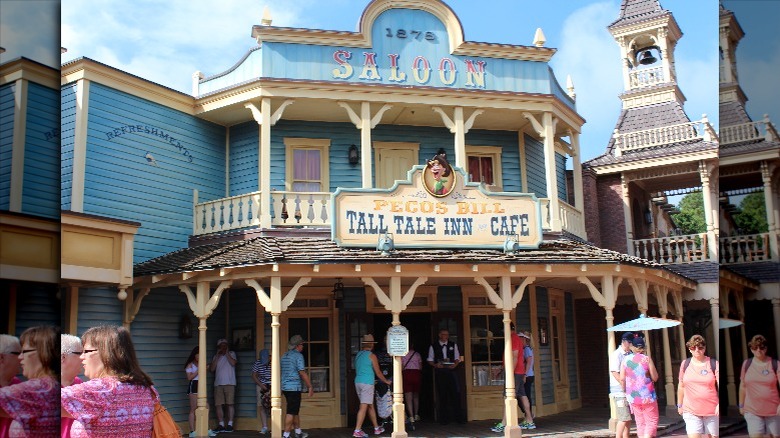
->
[682,357,718,391]
[741,357,780,392]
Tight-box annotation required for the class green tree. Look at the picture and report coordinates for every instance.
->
[734,192,767,235]
[671,192,706,235]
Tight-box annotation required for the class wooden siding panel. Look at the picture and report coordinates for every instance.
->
[555,152,568,202]
[524,134,546,198]
[61,83,77,210]
[466,129,522,192]
[22,83,59,219]
[14,283,59,334]
[0,83,14,210]
[76,287,124,335]
[566,292,579,400]
[515,297,531,332]
[229,121,259,197]
[535,287,554,405]
[83,83,226,263]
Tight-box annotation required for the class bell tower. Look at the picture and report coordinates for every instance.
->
[608,0,685,110]
[719,3,751,124]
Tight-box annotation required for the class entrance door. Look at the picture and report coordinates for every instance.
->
[430,312,467,422]
[374,142,419,188]
[345,313,372,426]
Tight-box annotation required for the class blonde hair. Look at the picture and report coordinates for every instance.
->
[748,334,767,351]
[0,335,20,354]
[686,334,706,350]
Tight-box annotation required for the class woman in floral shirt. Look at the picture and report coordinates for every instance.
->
[0,326,61,437]
[61,325,157,437]
[620,334,659,438]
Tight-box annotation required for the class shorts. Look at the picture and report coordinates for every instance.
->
[187,379,198,395]
[612,394,631,422]
[744,412,780,437]
[214,385,235,405]
[355,383,375,404]
[402,369,422,393]
[283,390,302,415]
[514,374,527,398]
[682,412,719,436]
[255,385,270,406]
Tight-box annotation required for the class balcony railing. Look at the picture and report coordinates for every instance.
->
[632,233,708,264]
[720,233,773,264]
[629,66,665,88]
[719,118,779,145]
[193,191,587,240]
[614,118,716,156]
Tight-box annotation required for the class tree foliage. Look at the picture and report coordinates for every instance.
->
[734,192,767,235]
[671,192,706,235]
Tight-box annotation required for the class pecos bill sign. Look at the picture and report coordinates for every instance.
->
[332,165,542,249]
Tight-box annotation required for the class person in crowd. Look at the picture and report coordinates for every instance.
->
[402,344,423,424]
[0,326,60,437]
[620,334,659,438]
[61,325,157,437]
[491,323,534,433]
[352,334,391,438]
[374,336,393,427]
[610,331,634,438]
[427,328,464,425]
[252,348,272,435]
[61,334,84,438]
[738,334,780,438]
[520,331,535,420]
[186,346,217,438]
[210,338,238,433]
[677,334,719,438]
[0,334,22,437]
[281,335,314,438]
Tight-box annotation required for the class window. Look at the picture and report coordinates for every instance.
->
[466,146,502,189]
[284,138,330,192]
[469,314,504,387]
[288,316,331,392]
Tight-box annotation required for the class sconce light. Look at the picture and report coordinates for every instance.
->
[377,232,395,256]
[332,278,344,308]
[178,314,194,339]
[644,208,653,225]
[503,234,520,254]
[348,144,360,166]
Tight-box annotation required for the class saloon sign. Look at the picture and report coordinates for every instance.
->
[332,164,542,249]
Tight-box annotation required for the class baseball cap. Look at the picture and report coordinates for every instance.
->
[621,332,634,341]
[631,336,646,348]
[217,338,228,346]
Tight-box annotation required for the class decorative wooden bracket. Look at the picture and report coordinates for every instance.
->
[432,106,483,134]
[578,275,622,310]
[337,102,393,130]
[362,277,427,312]
[627,278,649,314]
[245,99,295,126]
[245,277,311,313]
[475,276,535,310]
[179,281,232,319]
[123,287,151,327]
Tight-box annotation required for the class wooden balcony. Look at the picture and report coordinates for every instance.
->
[193,191,587,240]
[720,233,775,264]
[613,118,717,156]
[632,233,708,264]
[719,119,779,145]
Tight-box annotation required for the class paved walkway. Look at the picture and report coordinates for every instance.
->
[189,407,748,437]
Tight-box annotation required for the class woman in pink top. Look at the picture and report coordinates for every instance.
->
[620,334,659,438]
[61,325,158,437]
[677,334,719,438]
[0,326,61,437]
[738,334,780,437]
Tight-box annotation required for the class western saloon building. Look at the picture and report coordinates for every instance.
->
[57,1,716,437]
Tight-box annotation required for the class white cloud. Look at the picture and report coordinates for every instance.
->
[737,46,780,122]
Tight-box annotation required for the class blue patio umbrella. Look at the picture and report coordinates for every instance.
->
[607,314,681,332]
[719,318,743,329]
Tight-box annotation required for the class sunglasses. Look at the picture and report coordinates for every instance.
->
[69,351,84,355]
[20,349,37,355]
[751,346,767,351]
[82,349,98,354]
[3,351,20,356]
[690,346,705,351]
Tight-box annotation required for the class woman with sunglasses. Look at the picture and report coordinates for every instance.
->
[677,334,719,438]
[738,334,780,438]
[61,325,157,437]
[0,326,61,437]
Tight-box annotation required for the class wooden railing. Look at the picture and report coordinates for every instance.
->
[559,201,586,239]
[719,119,779,145]
[269,191,330,227]
[614,118,716,155]
[629,66,664,88]
[632,233,708,264]
[720,233,773,264]
[193,190,262,235]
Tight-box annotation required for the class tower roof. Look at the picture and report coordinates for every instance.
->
[608,0,669,28]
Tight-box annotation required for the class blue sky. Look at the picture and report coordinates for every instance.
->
[2,0,720,163]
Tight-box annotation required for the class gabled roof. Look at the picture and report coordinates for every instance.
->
[609,0,669,28]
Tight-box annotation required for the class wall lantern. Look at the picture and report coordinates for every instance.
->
[348,144,360,166]
[179,314,194,339]
[332,278,345,308]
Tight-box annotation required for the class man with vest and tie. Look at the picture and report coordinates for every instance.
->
[427,329,465,424]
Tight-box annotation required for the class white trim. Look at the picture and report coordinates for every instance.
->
[283,138,331,192]
[0,265,58,283]
[71,79,90,212]
[9,78,27,212]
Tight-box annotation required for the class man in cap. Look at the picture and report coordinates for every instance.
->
[609,331,634,438]
[351,334,391,437]
[210,338,237,432]
[281,335,314,438]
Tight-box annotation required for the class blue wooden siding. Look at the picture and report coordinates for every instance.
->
[565,292,579,400]
[524,134,546,198]
[228,289,259,420]
[228,121,259,197]
[535,287,554,405]
[372,124,452,178]
[82,83,226,263]
[22,83,59,219]
[555,152,568,202]
[75,287,124,335]
[61,83,77,210]
[14,283,59,334]
[0,83,15,210]
[515,295,531,332]
[466,129,522,192]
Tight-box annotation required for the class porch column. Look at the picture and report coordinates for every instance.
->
[431,106,483,170]
[672,294,687,362]
[774,298,780,355]
[657,28,671,86]
[699,161,718,261]
[736,297,748,362]
[620,174,635,255]
[720,288,737,411]
[569,130,585,214]
[710,297,720,359]
[337,102,392,188]
[180,280,231,438]
[655,286,676,415]
[542,113,561,231]
[761,162,779,260]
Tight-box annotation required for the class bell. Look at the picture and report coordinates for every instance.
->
[638,50,657,65]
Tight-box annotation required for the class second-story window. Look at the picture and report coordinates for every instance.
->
[466,146,502,189]
[468,156,494,185]
[285,138,330,192]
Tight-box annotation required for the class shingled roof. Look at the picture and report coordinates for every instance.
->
[720,101,752,127]
[724,261,780,284]
[134,235,683,278]
[609,0,669,28]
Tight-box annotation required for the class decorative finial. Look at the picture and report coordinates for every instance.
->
[533,28,546,47]
[566,74,576,100]
[261,6,272,26]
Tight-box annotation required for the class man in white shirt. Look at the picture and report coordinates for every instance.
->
[211,338,238,432]
[427,329,464,424]
[609,331,633,438]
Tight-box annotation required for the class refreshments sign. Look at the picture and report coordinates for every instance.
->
[332,164,542,249]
